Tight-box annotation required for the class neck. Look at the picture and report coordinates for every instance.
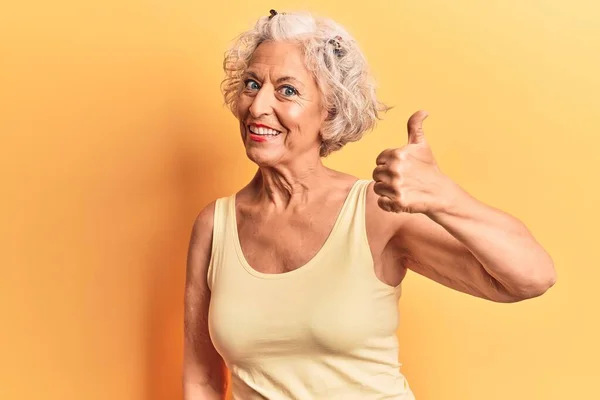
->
[250,157,333,209]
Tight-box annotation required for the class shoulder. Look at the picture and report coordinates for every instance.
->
[186,200,219,282]
[190,200,217,247]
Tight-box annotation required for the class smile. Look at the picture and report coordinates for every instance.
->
[248,125,282,136]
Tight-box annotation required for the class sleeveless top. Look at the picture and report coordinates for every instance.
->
[207,179,415,399]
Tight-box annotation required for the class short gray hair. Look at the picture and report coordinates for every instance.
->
[221,10,389,157]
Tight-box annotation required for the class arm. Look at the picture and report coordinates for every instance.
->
[183,201,227,399]
[373,110,556,303]
[386,184,556,302]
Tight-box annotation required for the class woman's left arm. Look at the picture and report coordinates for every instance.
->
[373,111,556,302]
[393,185,556,302]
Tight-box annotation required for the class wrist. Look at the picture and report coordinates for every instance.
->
[426,176,470,221]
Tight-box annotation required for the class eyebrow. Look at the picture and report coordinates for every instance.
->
[246,71,305,87]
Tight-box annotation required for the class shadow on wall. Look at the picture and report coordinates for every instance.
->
[143,96,235,399]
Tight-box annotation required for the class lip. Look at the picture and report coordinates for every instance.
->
[248,122,281,132]
[248,129,281,143]
[246,123,283,143]
[246,124,282,142]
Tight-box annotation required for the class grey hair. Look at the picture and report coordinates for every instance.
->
[221,10,390,157]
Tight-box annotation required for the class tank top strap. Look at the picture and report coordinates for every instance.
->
[207,195,232,291]
[330,179,373,240]
[354,178,373,224]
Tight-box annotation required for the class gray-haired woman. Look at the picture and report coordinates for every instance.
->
[183,10,556,400]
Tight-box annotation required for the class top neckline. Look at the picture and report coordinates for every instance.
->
[230,180,364,280]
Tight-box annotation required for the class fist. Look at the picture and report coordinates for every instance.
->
[373,110,450,215]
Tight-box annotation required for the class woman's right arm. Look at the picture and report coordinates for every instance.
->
[183,201,227,399]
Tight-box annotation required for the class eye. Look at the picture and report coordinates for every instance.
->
[278,85,298,97]
[243,79,260,91]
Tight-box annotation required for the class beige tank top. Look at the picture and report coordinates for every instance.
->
[207,179,415,399]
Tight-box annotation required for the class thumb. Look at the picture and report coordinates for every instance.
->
[407,110,429,144]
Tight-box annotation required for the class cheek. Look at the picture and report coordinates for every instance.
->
[236,94,250,117]
[282,103,323,131]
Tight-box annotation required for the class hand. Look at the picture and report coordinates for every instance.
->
[373,110,453,215]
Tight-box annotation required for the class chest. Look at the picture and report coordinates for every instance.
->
[235,203,342,274]
[208,270,400,364]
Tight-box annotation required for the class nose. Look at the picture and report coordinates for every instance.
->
[248,84,275,119]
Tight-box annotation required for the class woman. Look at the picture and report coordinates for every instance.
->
[183,10,556,400]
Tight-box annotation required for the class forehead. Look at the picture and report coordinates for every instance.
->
[247,41,313,82]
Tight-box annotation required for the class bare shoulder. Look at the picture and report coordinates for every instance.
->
[190,201,217,249]
[185,200,217,288]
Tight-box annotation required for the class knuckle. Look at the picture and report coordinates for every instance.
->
[392,148,404,158]
[379,148,393,159]
[391,166,404,179]
[387,160,401,174]
[399,191,411,206]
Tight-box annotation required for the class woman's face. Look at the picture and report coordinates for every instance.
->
[236,40,328,167]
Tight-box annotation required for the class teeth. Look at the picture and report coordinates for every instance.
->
[249,125,281,136]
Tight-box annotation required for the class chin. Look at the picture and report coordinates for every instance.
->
[245,147,283,167]
[242,133,286,167]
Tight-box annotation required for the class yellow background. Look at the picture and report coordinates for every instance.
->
[1,0,598,399]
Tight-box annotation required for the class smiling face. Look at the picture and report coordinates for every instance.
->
[236,40,328,167]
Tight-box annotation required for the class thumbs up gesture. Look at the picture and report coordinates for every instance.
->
[373,110,453,215]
